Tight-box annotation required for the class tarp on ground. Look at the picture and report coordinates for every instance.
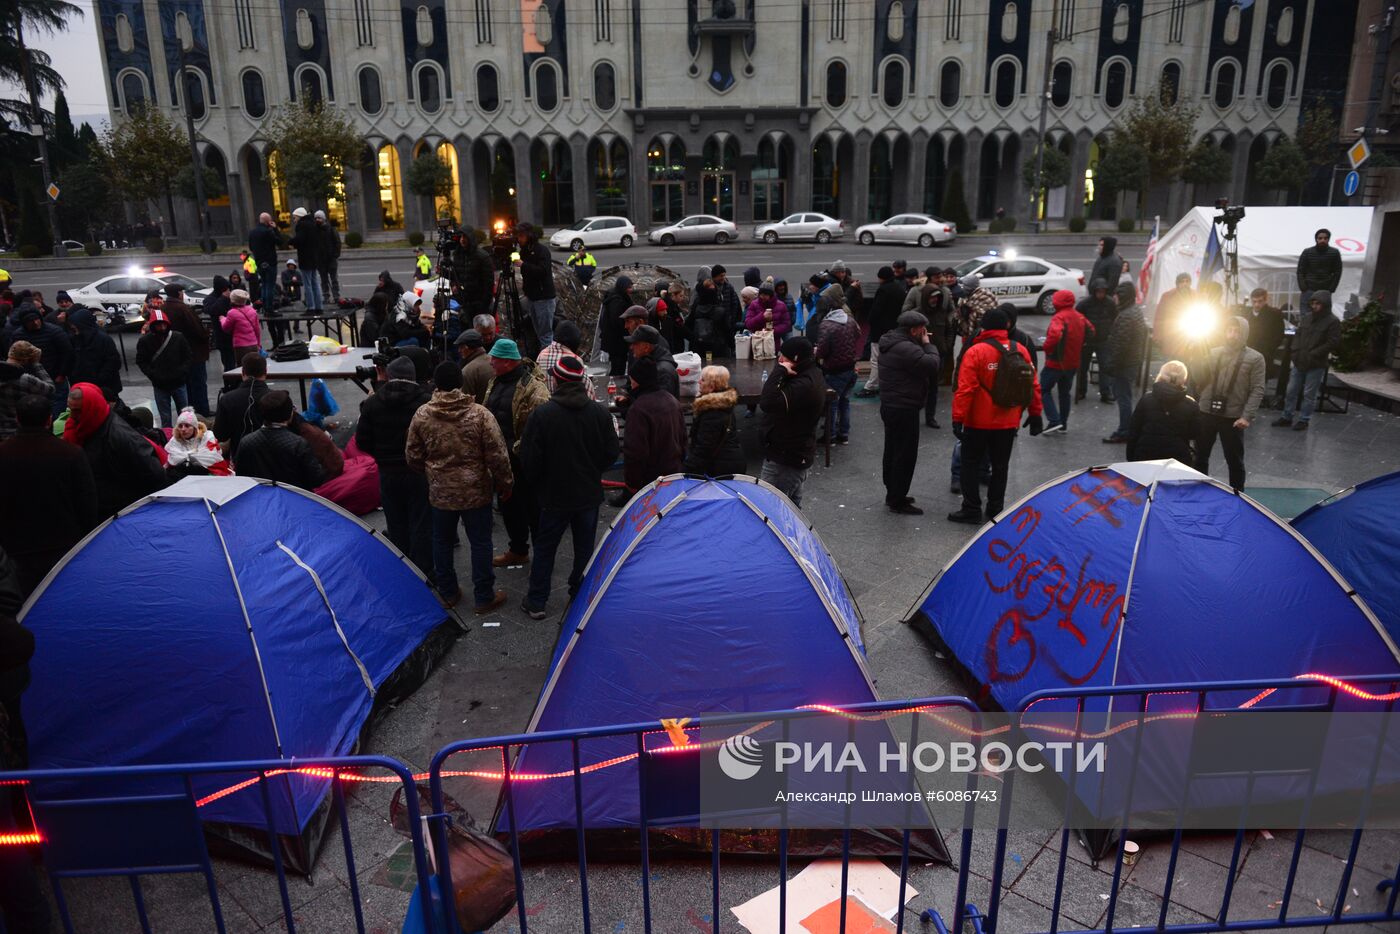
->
[19,476,453,869]
[1147,206,1372,314]
[1293,470,1400,643]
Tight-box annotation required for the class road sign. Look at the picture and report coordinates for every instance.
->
[1344,170,1361,197]
[1348,137,1371,170]
[45,183,59,201]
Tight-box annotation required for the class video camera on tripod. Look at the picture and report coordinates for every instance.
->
[1213,198,1246,234]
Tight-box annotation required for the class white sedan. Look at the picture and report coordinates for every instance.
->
[548,216,636,252]
[67,267,212,321]
[855,213,957,247]
[752,213,845,244]
[647,215,740,246]
[954,253,1086,314]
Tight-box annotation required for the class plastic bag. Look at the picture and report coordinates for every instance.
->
[308,335,343,355]
[673,351,702,396]
[304,378,340,427]
[752,327,777,360]
[734,331,752,360]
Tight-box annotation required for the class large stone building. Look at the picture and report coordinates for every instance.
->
[96,0,1317,238]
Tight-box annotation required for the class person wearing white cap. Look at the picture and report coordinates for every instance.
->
[165,407,224,477]
[289,206,325,311]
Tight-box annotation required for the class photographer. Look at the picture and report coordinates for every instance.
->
[456,229,495,317]
[514,222,557,347]
[1194,316,1265,492]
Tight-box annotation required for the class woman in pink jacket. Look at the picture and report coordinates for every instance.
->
[220,289,262,363]
[743,281,792,350]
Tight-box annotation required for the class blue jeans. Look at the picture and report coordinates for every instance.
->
[760,460,810,507]
[185,360,210,415]
[527,296,556,347]
[1040,367,1074,428]
[526,506,600,610]
[302,269,324,311]
[1283,366,1326,423]
[1105,373,1135,436]
[824,369,856,438]
[153,383,189,428]
[431,504,495,605]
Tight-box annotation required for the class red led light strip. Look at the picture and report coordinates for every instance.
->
[4,674,1396,847]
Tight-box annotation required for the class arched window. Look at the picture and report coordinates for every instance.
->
[594,62,617,110]
[435,141,461,221]
[826,61,847,107]
[994,60,1017,108]
[1265,61,1288,109]
[940,61,961,107]
[535,61,559,111]
[882,58,906,108]
[416,64,442,113]
[415,5,433,45]
[1277,6,1295,44]
[753,137,790,222]
[295,7,314,49]
[887,1,905,41]
[1112,3,1130,42]
[1104,61,1127,108]
[592,138,629,217]
[1214,60,1238,108]
[177,70,207,120]
[242,70,266,118]
[358,66,382,115]
[477,64,500,113]
[1001,2,1018,42]
[376,144,404,230]
[535,139,574,226]
[119,71,147,114]
[647,137,686,223]
[1224,3,1242,44]
[297,66,324,105]
[115,13,135,52]
[1160,62,1182,104]
[1051,61,1072,107]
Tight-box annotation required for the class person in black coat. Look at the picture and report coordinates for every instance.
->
[289,208,325,310]
[203,275,235,373]
[1244,288,1286,378]
[234,390,326,489]
[858,266,906,398]
[620,356,685,497]
[376,270,407,307]
[359,291,391,348]
[67,307,122,401]
[135,310,194,428]
[1090,236,1125,292]
[213,353,269,458]
[356,355,433,580]
[1126,361,1200,464]
[0,395,98,594]
[247,212,282,309]
[1295,228,1342,305]
[684,367,746,477]
[757,336,826,507]
[63,381,167,518]
[517,354,620,616]
[1075,278,1117,403]
[5,304,71,414]
[878,311,941,514]
[600,276,634,375]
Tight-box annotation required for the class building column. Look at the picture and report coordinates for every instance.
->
[1230,130,1254,206]
[792,131,813,217]
[454,135,478,228]
[1068,133,1091,223]
[344,164,367,238]
[226,172,249,237]
[511,135,539,224]
[851,134,872,224]
[571,136,592,219]
[907,134,928,216]
[629,138,648,224]
[963,131,984,225]
[396,138,423,235]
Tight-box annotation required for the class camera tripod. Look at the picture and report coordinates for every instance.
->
[493,264,540,360]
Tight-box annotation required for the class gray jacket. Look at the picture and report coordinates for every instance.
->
[1197,318,1267,422]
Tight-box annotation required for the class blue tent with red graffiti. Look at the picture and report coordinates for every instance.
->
[905,460,1399,712]
[1292,470,1400,644]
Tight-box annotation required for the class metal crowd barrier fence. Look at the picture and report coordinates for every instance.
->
[5,678,1400,934]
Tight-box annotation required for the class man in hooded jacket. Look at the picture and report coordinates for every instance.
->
[1089,236,1125,292]
[67,307,122,401]
[5,304,71,416]
[357,355,434,581]
[878,311,941,514]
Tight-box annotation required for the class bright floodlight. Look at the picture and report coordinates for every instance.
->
[127,265,141,276]
[1177,303,1219,340]
[1004,248,1019,261]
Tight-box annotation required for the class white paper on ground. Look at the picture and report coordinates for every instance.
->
[730,858,918,934]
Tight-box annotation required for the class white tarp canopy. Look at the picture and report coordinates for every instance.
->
[1146,206,1373,317]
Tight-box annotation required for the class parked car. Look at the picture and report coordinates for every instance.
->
[67,266,213,323]
[647,215,740,246]
[60,239,85,251]
[752,213,845,244]
[548,216,637,251]
[954,252,1086,313]
[855,213,957,247]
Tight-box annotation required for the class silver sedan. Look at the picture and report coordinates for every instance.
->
[752,212,846,244]
[855,213,958,247]
[647,215,740,246]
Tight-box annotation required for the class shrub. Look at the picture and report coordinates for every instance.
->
[84,241,103,256]
[1001,217,1018,233]
[17,244,39,259]
[407,230,425,247]
[987,218,1004,234]
[345,231,363,249]
[1117,217,1136,234]
[1068,216,1088,233]
[144,236,165,253]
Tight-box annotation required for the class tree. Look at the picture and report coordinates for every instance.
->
[942,169,974,232]
[1296,103,1341,171]
[16,179,50,254]
[1115,84,1200,191]
[1021,142,1071,213]
[1182,139,1233,187]
[0,1,81,122]
[406,151,456,219]
[1095,141,1150,207]
[264,99,364,208]
[1255,135,1310,196]
[56,159,114,238]
[175,164,227,201]
[50,89,79,168]
[96,104,187,234]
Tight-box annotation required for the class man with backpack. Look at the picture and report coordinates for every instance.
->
[948,307,1043,525]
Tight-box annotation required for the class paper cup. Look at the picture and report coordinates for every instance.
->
[1122,840,1140,866]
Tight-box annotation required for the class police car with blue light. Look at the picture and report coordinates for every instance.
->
[954,251,1086,314]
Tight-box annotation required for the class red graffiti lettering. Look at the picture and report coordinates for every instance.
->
[1062,473,1145,528]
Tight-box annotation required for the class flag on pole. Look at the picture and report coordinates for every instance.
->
[1138,215,1159,303]
[1199,224,1223,285]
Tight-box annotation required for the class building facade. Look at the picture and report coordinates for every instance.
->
[95,0,1317,238]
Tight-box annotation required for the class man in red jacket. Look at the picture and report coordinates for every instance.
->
[948,307,1043,524]
[1039,289,1094,433]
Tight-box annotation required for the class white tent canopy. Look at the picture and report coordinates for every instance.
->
[1146,206,1373,317]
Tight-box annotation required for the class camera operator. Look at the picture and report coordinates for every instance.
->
[457,229,495,318]
[513,222,557,348]
[1295,228,1341,310]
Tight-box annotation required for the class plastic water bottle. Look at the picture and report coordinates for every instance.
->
[761,369,769,386]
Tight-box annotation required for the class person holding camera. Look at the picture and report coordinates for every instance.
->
[1193,316,1265,492]
[514,222,557,348]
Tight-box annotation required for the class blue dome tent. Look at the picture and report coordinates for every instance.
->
[19,476,456,872]
[494,475,947,861]
[904,461,1400,858]
[1293,470,1400,643]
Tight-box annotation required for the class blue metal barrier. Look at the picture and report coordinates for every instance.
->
[0,755,439,934]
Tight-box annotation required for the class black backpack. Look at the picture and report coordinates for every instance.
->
[978,336,1036,409]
